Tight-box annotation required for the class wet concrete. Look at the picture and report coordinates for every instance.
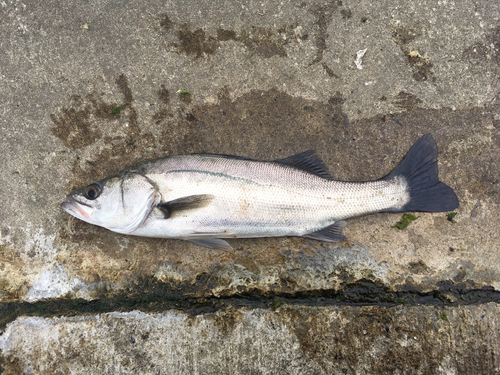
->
[1,0,499,372]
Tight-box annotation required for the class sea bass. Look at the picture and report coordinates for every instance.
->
[61,134,459,249]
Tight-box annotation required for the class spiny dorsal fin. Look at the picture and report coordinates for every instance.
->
[303,221,347,242]
[275,151,332,179]
[157,194,214,219]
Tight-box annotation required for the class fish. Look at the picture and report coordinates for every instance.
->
[61,134,459,249]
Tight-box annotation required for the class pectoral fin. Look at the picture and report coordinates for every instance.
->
[157,194,214,219]
[186,238,232,249]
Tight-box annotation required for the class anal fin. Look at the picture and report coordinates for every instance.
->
[186,238,232,250]
[303,221,347,242]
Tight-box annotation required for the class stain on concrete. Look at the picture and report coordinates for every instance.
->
[463,26,500,65]
[219,27,290,58]
[445,129,499,199]
[408,51,435,82]
[307,2,339,65]
[115,73,140,137]
[211,308,242,335]
[470,199,482,220]
[159,13,174,31]
[392,24,435,82]
[242,27,288,58]
[178,91,192,105]
[50,75,141,150]
[175,24,220,58]
[284,307,408,372]
[51,76,156,190]
[392,25,422,46]
[160,14,294,59]
[283,304,499,373]
[321,62,339,78]
[151,84,171,124]
[0,353,22,374]
[392,91,423,110]
[408,260,429,274]
[453,266,467,282]
[50,95,105,149]
[0,245,29,300]
[340,8,352,19]
[168,88,350,158]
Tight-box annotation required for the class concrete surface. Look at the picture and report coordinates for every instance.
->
[1,304,500,374]
[0,0,499,373]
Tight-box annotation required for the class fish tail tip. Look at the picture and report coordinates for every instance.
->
[386,134,459,212]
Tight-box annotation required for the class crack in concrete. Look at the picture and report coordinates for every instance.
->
[1,278,499,332]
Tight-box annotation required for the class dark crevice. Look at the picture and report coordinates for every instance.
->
[1,278,499,332]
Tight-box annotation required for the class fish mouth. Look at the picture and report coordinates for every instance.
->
[61,195,93,219]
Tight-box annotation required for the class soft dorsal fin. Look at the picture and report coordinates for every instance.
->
[157,194,214,219]
[274,151,332,179]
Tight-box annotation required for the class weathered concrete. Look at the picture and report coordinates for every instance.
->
[1,304,500,374]
[1,0,499,372]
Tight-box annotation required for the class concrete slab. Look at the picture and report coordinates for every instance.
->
[0,0,499,372]
[1,304,500,374]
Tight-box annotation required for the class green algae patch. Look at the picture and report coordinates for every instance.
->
[112,106,123,114]
[112,104,128,114]
[447,212,457,222]
[391,214,418,230]
[272,297,282,310]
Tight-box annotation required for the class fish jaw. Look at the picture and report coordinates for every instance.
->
[61,195,94,221]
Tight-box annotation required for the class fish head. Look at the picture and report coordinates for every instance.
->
[61,173,160,234]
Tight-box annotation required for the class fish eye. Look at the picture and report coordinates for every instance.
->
[84,183,102,200]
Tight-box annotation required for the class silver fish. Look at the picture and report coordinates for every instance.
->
[61,134,459,249]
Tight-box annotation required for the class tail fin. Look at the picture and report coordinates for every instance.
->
[385,134,459,212]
